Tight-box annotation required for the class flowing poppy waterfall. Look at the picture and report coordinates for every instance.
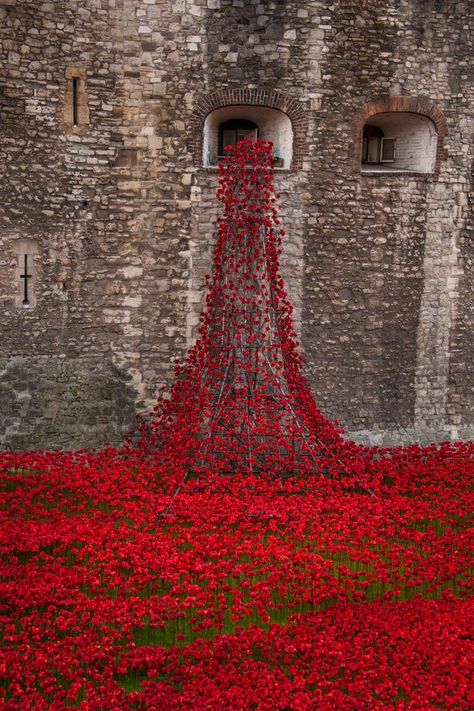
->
[1,140,473,709]
[139,140,342,476]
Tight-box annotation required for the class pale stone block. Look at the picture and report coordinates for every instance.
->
[122,295,142,307]
[119,180,141,192]
[120,266,143,279]
[123,325,144,336]
[151,82,167,95]
[147,135,163,153]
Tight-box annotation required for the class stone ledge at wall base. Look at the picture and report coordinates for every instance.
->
[0,356,138,452]
[347,425,474,448]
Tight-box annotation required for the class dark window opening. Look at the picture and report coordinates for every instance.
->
[20,254,32,306]
[362,125,383,164]
[362,124,396,164]
[218,119,258,159]
[72,77,79,126]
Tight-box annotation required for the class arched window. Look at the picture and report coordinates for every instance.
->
[202,105,293,168]
[354,98,448,176]
[360,112,438,174]
[218,119,258,159]
[191,89,308,170]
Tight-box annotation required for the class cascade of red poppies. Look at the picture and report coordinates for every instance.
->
[138,139,342,477]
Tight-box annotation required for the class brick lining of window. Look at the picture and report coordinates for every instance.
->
[190,89,308,171]
[352,96,448,177]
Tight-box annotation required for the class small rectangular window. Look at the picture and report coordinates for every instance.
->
[222,129,236,150]
[367,137,380,163]
[380,138,396,163]
[218,119,259,159]
[362,137,368,162]
[236,128,257,143]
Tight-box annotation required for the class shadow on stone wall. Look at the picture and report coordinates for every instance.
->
[0,357,137,451]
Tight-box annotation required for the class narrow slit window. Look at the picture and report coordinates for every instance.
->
[20,254,32,305]
[64,67,89,132]
[72,77,79,127]
[12,241,38,308]
[15,249,37,308]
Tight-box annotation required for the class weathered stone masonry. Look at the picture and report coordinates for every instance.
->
[0,0,472,449]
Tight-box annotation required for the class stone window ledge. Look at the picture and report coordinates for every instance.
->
[361,168,431,178]
[203,166,289,174]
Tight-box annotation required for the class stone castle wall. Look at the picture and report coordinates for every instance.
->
[0,0,472,449]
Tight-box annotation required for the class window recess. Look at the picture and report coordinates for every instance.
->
[13,240,38,309]
[64,67,89,133]
[203,105,293,169]
[360,112,437,174]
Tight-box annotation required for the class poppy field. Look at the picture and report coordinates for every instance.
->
[0,443,473,709]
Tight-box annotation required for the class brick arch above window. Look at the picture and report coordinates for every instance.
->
[190,89,308,170]
[353,96,448,176]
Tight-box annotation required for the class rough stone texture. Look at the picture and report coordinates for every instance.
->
[0,357,136,451]
[0,0,472,449]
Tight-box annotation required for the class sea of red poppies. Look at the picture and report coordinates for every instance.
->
[0,442,473,709]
